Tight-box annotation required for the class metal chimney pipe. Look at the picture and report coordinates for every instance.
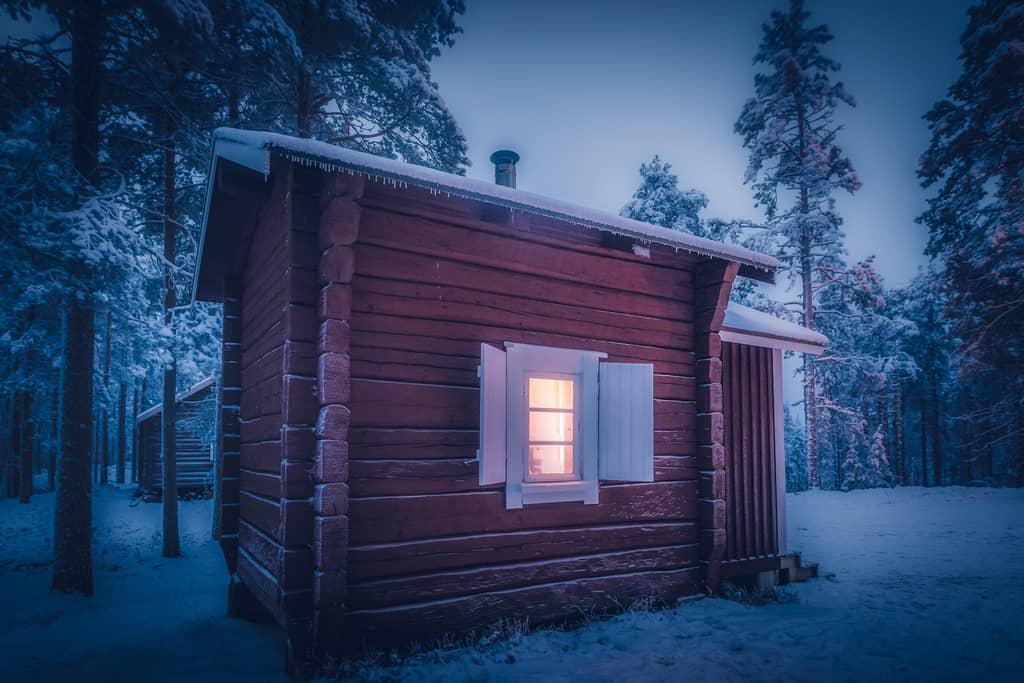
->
[490,149,520,189]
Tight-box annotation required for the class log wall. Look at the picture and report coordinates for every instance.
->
[334,180,708,648]
[235,159,320,667]
[721,341,779,561]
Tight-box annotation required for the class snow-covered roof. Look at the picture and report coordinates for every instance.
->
[135,377,216,424]
[721,302,827,355]
[200,127,780,281]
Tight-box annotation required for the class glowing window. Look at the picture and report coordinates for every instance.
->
[526,377,577,480]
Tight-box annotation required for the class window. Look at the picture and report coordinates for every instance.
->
[478,342,654,509]
[526,376,577,481]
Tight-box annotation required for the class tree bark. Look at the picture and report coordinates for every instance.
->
[161,108,180,558]
[49,387,58,492]
[920,400,929,487]
[132,380,143,483]
[100,309,111,485]
[19,391,33,503]
[116,381,126,484]
[894,382,904,484]
[929,376,943,486]
[52,0,100,596]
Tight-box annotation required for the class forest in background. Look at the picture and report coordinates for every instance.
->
[0,0,1021,596]
[619,0,1024,492]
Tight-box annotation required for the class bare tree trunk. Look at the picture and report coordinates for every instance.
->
[161,110,180,558]
[52,0,100,596]
[893,382,905,485]
[132,380,143,484]
[920,401,929,487]
[19,391,33,503]
[49,387,58,492]
[879,384,891,483]
[100,310,111,485]
[930,378,943,486]
[297,66,311,137]
[116,382,126,484]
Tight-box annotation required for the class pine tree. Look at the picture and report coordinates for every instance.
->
[620,156,709,235]
[735,0,861,488]
[919,0,1024,482]
[258,0,470,171]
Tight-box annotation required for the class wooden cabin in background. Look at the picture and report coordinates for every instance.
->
[136,377,216,495]
[190,129,826,669]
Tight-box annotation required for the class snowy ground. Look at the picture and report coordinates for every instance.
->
[0,486,283,682]
[1,486,1022,682]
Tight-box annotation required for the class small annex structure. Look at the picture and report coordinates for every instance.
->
[135,377,217,495]
[191,128,826,670]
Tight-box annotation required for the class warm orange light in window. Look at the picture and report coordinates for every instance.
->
[528,378,573,410]
[527,377,575,477]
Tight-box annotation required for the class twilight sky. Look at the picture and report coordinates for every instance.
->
[432,0,973,288]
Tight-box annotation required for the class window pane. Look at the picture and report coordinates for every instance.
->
[528,444,574,476]
[529,410,573,443]
[528,377,573,409]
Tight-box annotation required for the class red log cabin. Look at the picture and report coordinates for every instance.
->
[190,129,826,667]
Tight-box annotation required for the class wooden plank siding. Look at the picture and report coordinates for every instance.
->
[721,341,778,561]
[335,179,706,646]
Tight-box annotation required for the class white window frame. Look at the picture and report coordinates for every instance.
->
[504,342,604,508]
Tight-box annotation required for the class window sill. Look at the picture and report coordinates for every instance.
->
[507,480,598,508]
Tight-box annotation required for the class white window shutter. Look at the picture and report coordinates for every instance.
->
[599,362,654,482]
[478,343,507,485]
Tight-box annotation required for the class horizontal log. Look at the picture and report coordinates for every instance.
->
[348,545,699,610]
[240,413,282,444]
[354,244,695,321]
[348,453,697,497]
[359,186,702,276]
[352,277,694,351]
[350,314,695,373]
[240,490,280,540]
[350,379,479,429]
[340,566,699,648]
[349,428,478,460]
[358,208,695,300]
[239,520,311,590]
[241,440,282,473]
[349,481,698,544]
[348,521,696,580]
